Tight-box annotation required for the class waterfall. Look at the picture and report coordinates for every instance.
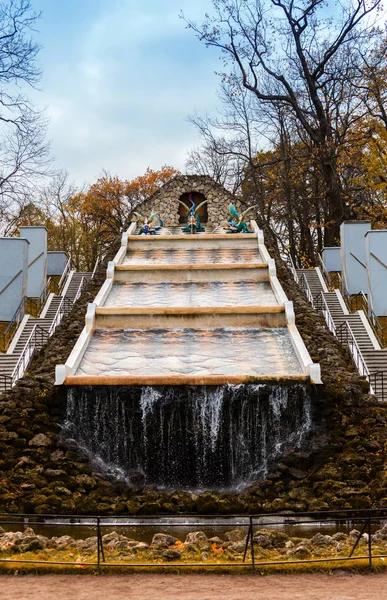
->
[64,384,313,490]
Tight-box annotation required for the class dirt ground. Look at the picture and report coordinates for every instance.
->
[1,572,387,600]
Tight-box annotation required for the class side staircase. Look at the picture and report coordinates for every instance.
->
[294,266,387,401]
[0,269,92,393]
[62,272,92,302]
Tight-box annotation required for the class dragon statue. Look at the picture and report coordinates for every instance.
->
[179,194,207,234]
[225,203,254,233]
[134,212,163,235]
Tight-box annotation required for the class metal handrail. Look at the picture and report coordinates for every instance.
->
[340,286,387,349]
[73,276,86,303]
[48,274,85,337]
[298,273,336,334]
[48,278,60,295]
[314,292,336,335]
[337,273,363,316]
[354,293,387,348]
[1,268,87,389]
[48,297,73,336]
[36,278,53,315]
[10,328,35,382]
[295,271,386,401]
[281,252,299,283]
[0,374,13,389]
[58,257,74,291]
[10,325,49,383]
[24,278,55,319]
[369,314,387,348]
[288,255,299,283]
[0,297,28,352]
[338,272,387,348]
[317,253,334,290]
[336,321,371,381]
[350,290,368,314]
[298,273,314,306]
[2,296,73,390]
[368,370,387,402]
[339,277,352,313]
[0,276,59,352]
[330,271,342,289]
[340,278,367,316]
[91,258,99,279]
[25,297,39,317]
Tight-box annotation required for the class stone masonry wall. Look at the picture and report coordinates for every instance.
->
[137,174,251,228]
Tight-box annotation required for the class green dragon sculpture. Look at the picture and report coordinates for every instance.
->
[134,212,163,235]
[226,203,254,233]
[179,194,208,234]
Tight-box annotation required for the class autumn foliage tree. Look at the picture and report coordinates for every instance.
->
[126,166,180,205]
[185,0,387,261]
[15,165,180,271]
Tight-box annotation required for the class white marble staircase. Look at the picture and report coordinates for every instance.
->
[0,271,92,393]
[296,267,387,401]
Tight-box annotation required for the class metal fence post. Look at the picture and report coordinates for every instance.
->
[349,519,367,558]
[250,516,255,572]
[368,516,373,571]
[242,520,251,564]
[97,517,100,573]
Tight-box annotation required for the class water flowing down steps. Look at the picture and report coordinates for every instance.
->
[70,328,305,385]
[122,247,262,265]
[106,281,279,308]
[65,384,313,488]
[56,224,321,386]
[296,267,387,401]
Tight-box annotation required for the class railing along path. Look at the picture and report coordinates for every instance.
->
[0,508,386,572]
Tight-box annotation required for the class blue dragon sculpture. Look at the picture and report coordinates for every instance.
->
[179,194,207,234]
[134,212,163,235]
[226,203,254,233]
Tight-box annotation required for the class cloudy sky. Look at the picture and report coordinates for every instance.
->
[30,0,220,185]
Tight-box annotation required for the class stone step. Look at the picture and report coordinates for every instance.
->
[363,355,387,364]
[123,247,262,267]
[69,326,306,385]
[95,305,287,330]
[0,359,18,367]
[104,280,279,309]
[115,263,270,284]
[367,365,387,371]
[126,233,258,252]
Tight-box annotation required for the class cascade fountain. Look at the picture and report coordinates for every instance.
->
[56,215,321,491]
[64,384,313,489]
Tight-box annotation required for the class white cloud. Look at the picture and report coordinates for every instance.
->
[78,62,102,82]
[31,0,221,184]
[46,104,64,123]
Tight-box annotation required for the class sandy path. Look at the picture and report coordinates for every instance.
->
[1,573,387,600]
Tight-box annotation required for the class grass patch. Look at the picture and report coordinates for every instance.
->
[1,546,387,576]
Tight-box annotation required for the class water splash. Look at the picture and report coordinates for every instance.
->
[64,384,314,490]
[140,386,162,423]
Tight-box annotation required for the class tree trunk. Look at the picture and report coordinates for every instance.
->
[314,178,323,255]
[321,160,345,247]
